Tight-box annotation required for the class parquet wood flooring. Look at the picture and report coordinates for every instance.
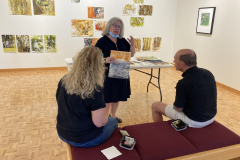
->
[0,68,239,160]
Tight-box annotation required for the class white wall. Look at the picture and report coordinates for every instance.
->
[0,0,178,69]
[173,0,240,91]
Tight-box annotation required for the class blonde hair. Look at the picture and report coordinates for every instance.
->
[62,46,105,99]
[102,17,124,38]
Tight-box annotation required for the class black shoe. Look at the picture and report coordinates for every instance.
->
[116,117,122,123]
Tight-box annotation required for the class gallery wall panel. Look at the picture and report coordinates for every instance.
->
[0,0,178,69]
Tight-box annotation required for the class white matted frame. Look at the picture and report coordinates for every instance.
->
[196,7,216,34]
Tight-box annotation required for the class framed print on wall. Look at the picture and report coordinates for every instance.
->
[196,7,216,34]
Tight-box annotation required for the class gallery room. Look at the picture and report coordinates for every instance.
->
[0,0,240,159]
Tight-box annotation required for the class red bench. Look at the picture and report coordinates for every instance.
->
[65,121,240,160]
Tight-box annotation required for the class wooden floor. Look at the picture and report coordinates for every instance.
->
[0,68,240,160]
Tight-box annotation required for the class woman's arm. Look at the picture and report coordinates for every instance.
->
[91,105,110,128]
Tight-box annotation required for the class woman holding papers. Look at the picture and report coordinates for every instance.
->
[56,46,118,148]
[95,17,135,123]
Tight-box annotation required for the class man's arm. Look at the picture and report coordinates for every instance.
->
[173,105,183,112]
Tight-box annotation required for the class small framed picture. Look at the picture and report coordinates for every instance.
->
[196,7,216,34]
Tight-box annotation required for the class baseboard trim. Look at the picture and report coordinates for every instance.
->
[0,67,68,72]
[216,82,240,96]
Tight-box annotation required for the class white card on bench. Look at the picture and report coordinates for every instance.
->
[101,146,122,160]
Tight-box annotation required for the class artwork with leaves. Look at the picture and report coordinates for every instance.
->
[133,0,144,4]
[71,0,80,3]
[130,17,144,27]
[201,13,210,26]
[134,38,141,52]
[16,35,30,52]
[142,37,152,51]
[1,35,17,53]
[30,35,44,53]
[88,7,104,19]
[152,37,161,51]
[44,35,57,52]
[32,0,55,16]
[95,20,107,31]
[84,38,99,47]
[109,50,131,79]
[122,4,138,16]
[139,5,153,16]
[71,19,93,37]
[8,0,32,15]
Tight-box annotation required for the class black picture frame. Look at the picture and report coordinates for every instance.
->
[196,7,216,34]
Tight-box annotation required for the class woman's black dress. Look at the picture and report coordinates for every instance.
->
[95,35,131,103]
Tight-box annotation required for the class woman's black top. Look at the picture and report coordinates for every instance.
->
[95,35,131,103]
[56,76,106,143]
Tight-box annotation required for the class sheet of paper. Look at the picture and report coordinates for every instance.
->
[101,146,122,160]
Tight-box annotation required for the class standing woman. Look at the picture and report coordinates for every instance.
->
[95,17,135,123]
[56,46,118,148]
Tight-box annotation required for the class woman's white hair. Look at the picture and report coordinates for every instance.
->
[102,17,124,38]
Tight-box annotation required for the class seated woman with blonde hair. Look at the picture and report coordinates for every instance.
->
[56,46,118,148]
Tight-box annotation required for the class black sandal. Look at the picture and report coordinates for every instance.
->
[116,117,122,123]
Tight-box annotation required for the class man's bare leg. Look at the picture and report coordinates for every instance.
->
[151,101,168,122]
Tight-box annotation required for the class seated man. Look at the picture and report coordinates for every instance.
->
[152,49,217,128]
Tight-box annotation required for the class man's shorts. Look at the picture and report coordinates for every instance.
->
[165,105,215,128]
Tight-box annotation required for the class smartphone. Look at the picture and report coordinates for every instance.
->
[119,130,130,137]
[171,119,187,131]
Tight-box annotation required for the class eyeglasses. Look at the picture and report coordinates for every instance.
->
[112,24,122,29]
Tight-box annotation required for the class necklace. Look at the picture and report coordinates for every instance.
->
[115,43,119,51]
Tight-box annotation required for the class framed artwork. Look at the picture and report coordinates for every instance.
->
[196,7,216,34]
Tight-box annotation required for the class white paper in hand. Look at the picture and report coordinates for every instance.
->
[101,146,122,160]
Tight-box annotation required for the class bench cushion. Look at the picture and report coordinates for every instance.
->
[177,121,240,152]
[71,128,141,160]
[123,121,197,160]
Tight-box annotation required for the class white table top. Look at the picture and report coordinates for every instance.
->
[64,57,174,70]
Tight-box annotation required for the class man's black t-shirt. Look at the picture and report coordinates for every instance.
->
[173,66,217,122]
[56,76,106,143]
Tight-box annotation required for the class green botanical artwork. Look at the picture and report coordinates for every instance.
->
[152,37,161,51]
[130,17,144,27]
[122,4,137,16]
[139,5,153,16]
[30,35,44,53]
[201,13,210,26]
[44,35,57,52]
[33,0,55,16]
[1,35,17,53]
[16,35,30,52]
[8,0,32,15]
[71,0,80,2]
[142,37,152,51]
[133,0,144,4]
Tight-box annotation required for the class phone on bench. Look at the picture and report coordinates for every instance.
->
[171,119,187,131]
[119,130,130,137]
